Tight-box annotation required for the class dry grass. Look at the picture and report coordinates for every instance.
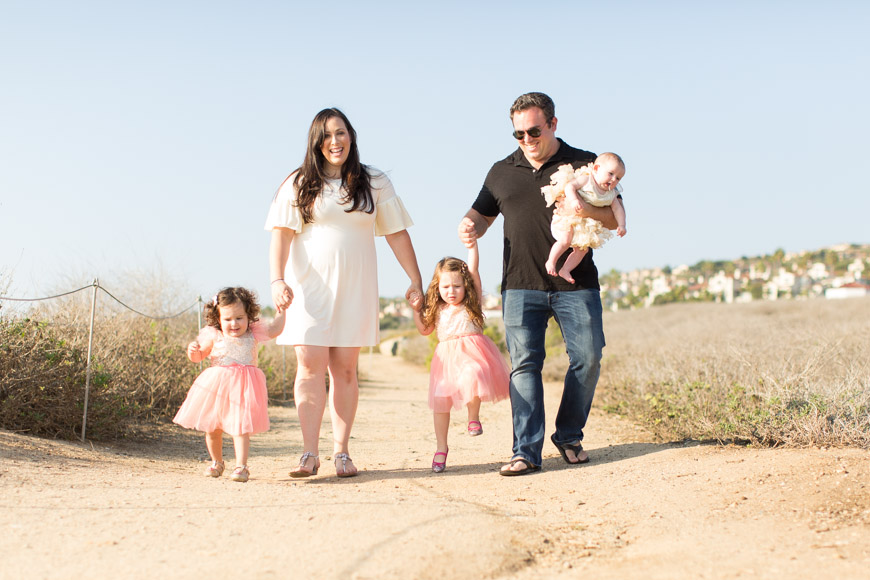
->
[584,298,870,447]
[0,275,296,440]
[402,298,870,448]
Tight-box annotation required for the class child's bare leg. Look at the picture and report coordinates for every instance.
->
[432,412,450,472]
[232,433,250,467]
[205,430,224,463]
[545,230,573,277]
[466,397,483,435]
[434,412,450,453]
[466,397,481,423]
[558,247,588,283]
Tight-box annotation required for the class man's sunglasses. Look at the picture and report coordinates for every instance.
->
[512,126,543,140]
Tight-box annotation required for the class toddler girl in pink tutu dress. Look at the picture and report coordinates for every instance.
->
[410,240,510,473]
[173,287,285,483]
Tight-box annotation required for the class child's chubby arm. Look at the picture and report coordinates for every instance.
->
[187,335,214,363]
[563,180,584,213]
[264,309,287,339]
[466,240,483,301]
[408,291,434,336]
[612,197,627,237]
[572,194,622,230]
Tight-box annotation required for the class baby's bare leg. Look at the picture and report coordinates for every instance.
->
[546,230,574,277]
[558,247,589,284]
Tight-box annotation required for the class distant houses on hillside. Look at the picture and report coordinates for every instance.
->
[599,243,870,310]
[824,282,870,300]
[378,292,502,330]
[378,244,870,325]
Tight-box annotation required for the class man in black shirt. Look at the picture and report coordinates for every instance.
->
[458,92,622,475]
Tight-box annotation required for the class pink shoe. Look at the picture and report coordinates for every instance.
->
[231,465,249,483]
[467,421,483,436]
[432,450,448,473]
[204,460,225,478]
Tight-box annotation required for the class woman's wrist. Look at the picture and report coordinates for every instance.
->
[271,278,285,285]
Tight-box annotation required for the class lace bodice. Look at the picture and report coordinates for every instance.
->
[198,322,268,366]
[435,304,482,341]
[210,334,258,366]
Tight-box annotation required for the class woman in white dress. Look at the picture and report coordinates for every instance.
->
[265,108,423,478]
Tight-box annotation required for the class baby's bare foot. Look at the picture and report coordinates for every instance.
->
[545,260,559,277]
[558,268,575,284]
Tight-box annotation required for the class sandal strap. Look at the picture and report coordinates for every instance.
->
[299,451,318,466]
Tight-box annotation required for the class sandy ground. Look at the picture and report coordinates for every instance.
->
[2,352,869,580]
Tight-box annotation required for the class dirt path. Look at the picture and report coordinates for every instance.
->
[2,353,869,579]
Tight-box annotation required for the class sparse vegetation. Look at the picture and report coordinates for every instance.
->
[586,298,870,448]
[6,268,868,448]
[0,276,295,440]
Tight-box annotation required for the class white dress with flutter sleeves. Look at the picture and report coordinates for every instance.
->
[264,170,413,347]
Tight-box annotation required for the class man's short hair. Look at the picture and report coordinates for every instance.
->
[510,92,555,122]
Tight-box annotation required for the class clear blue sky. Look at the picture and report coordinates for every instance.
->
[2,1,868,312]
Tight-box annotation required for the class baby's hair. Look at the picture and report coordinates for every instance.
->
[203,287,260,330]
[421,257,484,330]
[596,152,626,171]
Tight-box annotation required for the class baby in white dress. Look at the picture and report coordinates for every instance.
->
[542,152,627,283]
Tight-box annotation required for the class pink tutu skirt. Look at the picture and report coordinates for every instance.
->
[429,333,510,413]
[173,364,270,436]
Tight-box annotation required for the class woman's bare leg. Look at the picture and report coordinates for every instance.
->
[293,345,329,474]
[328,346,361,475]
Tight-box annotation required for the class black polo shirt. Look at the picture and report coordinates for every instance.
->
[472,139,600,292]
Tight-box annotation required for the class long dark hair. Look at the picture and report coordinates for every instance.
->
[290,108,374,224]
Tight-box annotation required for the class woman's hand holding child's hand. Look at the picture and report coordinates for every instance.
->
[408,291,423,312]
[271,281,293,312]
[405,284,424,307]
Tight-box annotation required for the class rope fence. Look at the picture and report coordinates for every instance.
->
[0,280,291,441]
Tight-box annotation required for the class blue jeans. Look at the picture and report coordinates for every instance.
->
[502,289,605,466]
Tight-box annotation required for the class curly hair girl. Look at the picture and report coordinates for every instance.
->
[409,240,510,474]
[203,287,260,330]
[421,257,484,330]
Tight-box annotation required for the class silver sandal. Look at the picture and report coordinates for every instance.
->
[289,452,319,478]
[334,452,358,478]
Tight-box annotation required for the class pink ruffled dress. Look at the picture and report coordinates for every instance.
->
[173,322,271,436]
[428,305,510,413]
